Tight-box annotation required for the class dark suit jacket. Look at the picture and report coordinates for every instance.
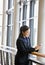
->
[15,37,35,65]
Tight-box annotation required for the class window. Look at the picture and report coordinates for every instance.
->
[0,0,3,45]
[8,0,13,9]
[22,3,27,23]
[29,0,39,46]
[18,0,27,27]
[7,0,14,46]
[18,0,39,46]
[29,0,35,46]
[5,0,14,65]
[0,16,2,45]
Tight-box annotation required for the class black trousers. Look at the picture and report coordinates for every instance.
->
[14,57,31,65]
[14,54,31,65]
[15,59,29,65]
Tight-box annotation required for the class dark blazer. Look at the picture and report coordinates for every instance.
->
[15,37,35,65]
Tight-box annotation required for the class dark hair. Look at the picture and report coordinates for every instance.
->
[19,25,29,37]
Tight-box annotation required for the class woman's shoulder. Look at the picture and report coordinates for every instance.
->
[16,37,24,45]
[17,37,23,41]
[17,37,25,42]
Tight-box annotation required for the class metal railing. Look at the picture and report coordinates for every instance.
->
[0,45,17,65]
[0,45,45,65]
[28,57,44,65]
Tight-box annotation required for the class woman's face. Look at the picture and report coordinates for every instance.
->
[22,29,30,37]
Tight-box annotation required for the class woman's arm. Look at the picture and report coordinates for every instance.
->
[31,52,45,57]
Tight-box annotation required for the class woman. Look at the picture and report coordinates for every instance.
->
[15,25,45,65]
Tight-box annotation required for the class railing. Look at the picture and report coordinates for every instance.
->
[0,45,17,65]
[28,57,44,65]
[0,45,45,65]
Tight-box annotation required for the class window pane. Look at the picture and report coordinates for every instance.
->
[22,4,27,25]
[0,27,2,45]
[8,14,11,24]
[19,8,21,21]
[7,14,13,46]
[0,0,3,14]
[0,15,2,26]
[7,26,12,46]
[0,15,2,45]
[29,0,35,17]
[29,19,34,46]
[22,5,27,20]
[8,0,13,9]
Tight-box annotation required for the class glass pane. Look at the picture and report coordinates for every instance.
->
[0,27,2,45]
[8,14,11,25]
[7,14,13,25]
[29,19,34,46]
[7,26,12,46]
[0,15,3,26]
[0,15,2,45]
[7,14,13,46]
[22,5,27,20]
[19,8,21,21]
[8,0,13,9]
[34,17,38,46]
[0,0,3,14]
[29,0,35,17]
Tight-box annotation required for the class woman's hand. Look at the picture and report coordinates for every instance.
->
[31,52,45,57]
[35,45,41,50]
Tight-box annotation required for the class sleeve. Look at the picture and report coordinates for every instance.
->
[16,39,35,54]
